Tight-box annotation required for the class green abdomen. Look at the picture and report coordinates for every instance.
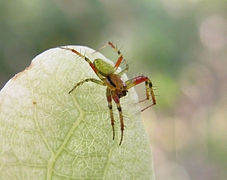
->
[93,59,115,76]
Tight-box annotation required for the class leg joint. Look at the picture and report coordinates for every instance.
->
[84,57,90,62]
[117,107,122,112]
[149,82,153,88]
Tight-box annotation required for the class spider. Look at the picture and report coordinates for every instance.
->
[60,42,156,145]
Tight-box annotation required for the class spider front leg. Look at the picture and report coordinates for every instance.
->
[126,75,156,111]
[108,41,129,74]
[106,88,115,140]
[96,41,129,74]
[60,47,103,80]
[112,94,124,145]
[69,78,105,94]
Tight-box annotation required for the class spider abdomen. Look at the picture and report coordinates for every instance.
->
[93,59,115,76]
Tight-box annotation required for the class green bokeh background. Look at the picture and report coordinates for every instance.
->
[0,0,226,179]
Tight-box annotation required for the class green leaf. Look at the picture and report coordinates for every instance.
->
[0,46,155,179]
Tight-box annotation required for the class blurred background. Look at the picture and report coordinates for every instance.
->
[0,0,226,179]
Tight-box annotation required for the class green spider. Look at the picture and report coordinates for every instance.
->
[60,42,156,145]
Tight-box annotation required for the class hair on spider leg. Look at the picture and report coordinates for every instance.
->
[112,111,129,120]
[154,94,160,97]
[122,124,128,130]
[91,42,109,55]
[92,41,119,54]
[131,73,147,79]
[152,86,160,91]
[80,49,85,57]
[78,48,84,56]
[117,45,124,54]
[126,100,146,110]
[59,46,72,52]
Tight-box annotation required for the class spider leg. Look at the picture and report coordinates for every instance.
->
[106,88,115,140]
[117,65,129,76]
[125,75,156,111]
[60,47,103,80]
[112,94,124,145]
[108,41,129,73]
[138,81,150,103]
[69,78,105,94]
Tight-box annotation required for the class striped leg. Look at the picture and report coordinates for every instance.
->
[92,41,128,74]
[125,75,156,111]
[60,47,103,80]
[112,94,124,145]
[138,81,150,103]
[69,78,105,94]
[106,88,115,140]
[108,42,129,73]
[117,66,129,76]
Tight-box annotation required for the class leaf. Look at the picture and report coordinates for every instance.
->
[0,46,155,179]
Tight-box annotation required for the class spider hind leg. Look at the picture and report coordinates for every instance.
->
[112,94,124,145]
[106,88,115,140]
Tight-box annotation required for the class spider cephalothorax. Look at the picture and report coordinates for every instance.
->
[105,74,128,97]
[61,42,156,145]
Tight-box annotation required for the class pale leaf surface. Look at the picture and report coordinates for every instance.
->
[0,46,154,180]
